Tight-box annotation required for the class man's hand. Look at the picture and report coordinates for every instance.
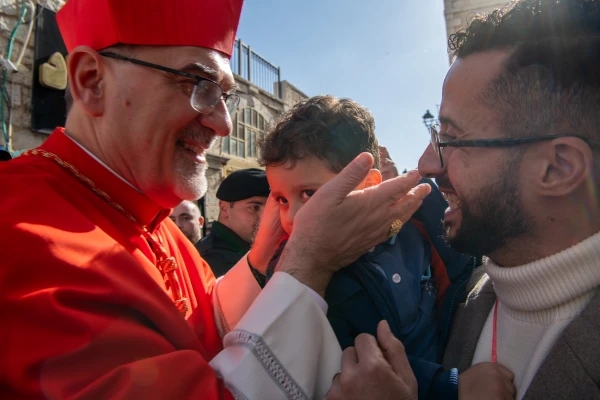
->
[459,362,516,400]
[379,146,399,181]
[325,321,417,400]
[277,152,431,296]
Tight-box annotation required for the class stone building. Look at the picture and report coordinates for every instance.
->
[443,0,512,62]
[0,0,307,229]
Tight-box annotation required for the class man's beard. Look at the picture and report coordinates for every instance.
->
[174,122,214,200]
[250,218,261,245]
[174,160,208,200]
[442,156,533,257]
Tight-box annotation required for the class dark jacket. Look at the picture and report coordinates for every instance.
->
[267,180,478,399]
[196,221,250,277]
[324,180,477,399]
[443,273,600,400]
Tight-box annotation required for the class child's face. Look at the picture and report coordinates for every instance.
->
[266,156,382,235]
[266,156,338,235]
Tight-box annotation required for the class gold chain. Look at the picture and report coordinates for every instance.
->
[23,149,189,317]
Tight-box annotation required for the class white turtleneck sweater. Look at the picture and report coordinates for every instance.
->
[472,232,600,399]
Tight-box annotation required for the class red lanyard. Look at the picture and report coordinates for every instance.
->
[492,299,499,363]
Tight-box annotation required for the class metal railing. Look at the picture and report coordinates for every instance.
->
[231,39,282,98]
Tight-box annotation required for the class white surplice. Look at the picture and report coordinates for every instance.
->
[211,256,343,399]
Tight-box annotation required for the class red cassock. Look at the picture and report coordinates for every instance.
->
[0,128,234,399]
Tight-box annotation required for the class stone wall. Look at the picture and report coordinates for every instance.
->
[0,0,65,151]
[280,80,308,112]
[203,76,307,224]
[443,0,511,62]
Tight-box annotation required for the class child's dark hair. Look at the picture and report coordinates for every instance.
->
[258,95,380,173]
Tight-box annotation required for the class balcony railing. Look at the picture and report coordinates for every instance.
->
[231,39,282,98]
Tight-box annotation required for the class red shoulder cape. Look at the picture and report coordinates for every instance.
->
[0,129,232,399]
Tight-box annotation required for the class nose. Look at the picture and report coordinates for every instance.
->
[197,101,233,138]
[418,143,445,179]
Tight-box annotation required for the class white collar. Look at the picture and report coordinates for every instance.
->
[64,133,142,193]
[485,231,600,321]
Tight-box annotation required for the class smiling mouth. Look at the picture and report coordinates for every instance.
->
[178,139,209,159]
[442,191,461,211]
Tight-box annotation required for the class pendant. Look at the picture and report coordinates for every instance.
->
[159,257,178,274]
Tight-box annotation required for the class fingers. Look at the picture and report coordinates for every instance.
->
[508,381,516,398]
[322,153,374,202]
[389,183,431,219]
[341,346,358,370]
[497,363,516,399]
[354,333,383,364]
[263,195,279,213]
[373,170,423,204]
[376,321,412,378]
[325,373,343,400]
[493,363,515,382]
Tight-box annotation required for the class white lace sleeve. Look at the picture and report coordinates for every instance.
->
[210,272,342,399]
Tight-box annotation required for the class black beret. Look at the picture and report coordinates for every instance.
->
[216,168,270,202]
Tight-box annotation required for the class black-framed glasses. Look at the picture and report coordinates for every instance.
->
[99,52,240,115]
[430,124,593,168]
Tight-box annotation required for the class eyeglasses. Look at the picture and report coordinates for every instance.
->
[430,124,593,168]
[99,52,240,115]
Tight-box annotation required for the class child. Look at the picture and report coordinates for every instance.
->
[258,95,479,398]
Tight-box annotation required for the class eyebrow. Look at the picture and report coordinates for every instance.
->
[438,116,463,131]
[247,200,267,205]
[182,62,238,92]
[292,183,324,191]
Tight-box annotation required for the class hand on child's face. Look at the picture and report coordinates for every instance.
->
[266,157,337,235]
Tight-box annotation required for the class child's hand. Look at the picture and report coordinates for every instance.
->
[248,196,287,273]
[458,362,515,400]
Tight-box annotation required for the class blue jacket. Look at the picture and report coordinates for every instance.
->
[266,179,478,399]
[324,179,477,399]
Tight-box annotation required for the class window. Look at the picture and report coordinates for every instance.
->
[222,107,267,159]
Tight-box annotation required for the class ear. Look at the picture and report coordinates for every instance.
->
[356,169,383,190]
[537,137,593,197]
[218,200,229,219]
[199,216,205,228]
[67,46,107,117]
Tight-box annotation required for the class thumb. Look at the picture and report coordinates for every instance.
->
[321,153,374,202]
[377,320,413,379]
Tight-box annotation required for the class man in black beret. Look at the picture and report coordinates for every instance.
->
[196,168,269,277]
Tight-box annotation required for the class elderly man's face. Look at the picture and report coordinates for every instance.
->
[101,46,235,207]
[418,51,533,258]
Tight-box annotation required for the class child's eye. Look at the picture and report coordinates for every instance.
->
[275,196,288,205]
[301,190,316,201]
